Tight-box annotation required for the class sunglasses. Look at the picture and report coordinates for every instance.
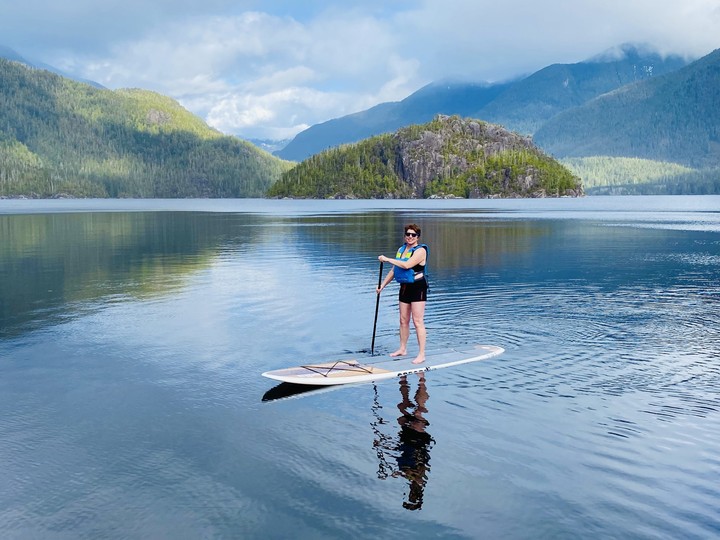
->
[405,232,418,237]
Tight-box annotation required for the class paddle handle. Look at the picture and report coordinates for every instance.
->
[371,261,383,356]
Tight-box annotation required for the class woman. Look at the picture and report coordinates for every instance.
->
[377,224,428,364]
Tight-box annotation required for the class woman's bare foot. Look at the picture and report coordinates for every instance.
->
[411,355,425,364]
[390,349,407,357]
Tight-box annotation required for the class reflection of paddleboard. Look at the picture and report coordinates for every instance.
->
[261,382,349,402]
[262,344,504,386]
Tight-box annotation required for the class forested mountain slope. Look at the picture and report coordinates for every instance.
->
[477,45,687,135]
[0,59,292,198]
[534,49,720,168]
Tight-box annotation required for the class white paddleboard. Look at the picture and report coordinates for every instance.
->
[262,344,504,386]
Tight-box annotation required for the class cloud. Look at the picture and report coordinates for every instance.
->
[2,0,719,140]
[65,8,425,139]
[0,0,243,54]
[395,0,720,82]
[201,87,344,140]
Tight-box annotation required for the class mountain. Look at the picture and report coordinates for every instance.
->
[276,44,689,162]
[534,48,720,168]
[0,58,292,198]
[0,45,105,89]
[248,138,291,154]
[268,115,582,199]
[476,43,688,135]
[0,45,27,63]
[276,80,514,161]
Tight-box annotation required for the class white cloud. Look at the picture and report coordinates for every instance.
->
[203,86,350,140]
[61,8,427,139]
[395,0,720,82]
[244,66,319,93]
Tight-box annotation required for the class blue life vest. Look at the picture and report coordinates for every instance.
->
[393,243,429,284]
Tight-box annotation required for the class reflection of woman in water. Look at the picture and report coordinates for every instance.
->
[393,373,434,510]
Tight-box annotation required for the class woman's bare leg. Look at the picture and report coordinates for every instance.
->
[391,302,411,357]
[411,301,426,364]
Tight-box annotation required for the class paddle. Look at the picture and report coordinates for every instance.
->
[371,261,383,356]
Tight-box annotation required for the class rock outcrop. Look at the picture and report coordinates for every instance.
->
[269,115,584,199]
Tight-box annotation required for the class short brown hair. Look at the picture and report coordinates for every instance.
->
[404,224,421,236]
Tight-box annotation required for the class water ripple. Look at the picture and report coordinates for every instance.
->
[3,200,720,538]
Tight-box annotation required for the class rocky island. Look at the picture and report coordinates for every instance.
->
[268,115,583,199]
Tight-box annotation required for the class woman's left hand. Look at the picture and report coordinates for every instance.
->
[378,255,386,262]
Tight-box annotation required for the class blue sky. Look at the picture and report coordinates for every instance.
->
[2,0,719,140]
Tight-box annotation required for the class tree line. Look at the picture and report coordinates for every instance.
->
[563,156,719,194]
[0,59,291,198]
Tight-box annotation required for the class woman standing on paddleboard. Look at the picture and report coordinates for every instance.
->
[377,224,428,364]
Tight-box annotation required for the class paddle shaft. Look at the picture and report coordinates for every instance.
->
[371,261,383,356]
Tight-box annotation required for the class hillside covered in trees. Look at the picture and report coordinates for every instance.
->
[268,115,582,199]
[0,58,292,198]
[534,49,720,193]
[535,49,720,167]
[562,157,720,195]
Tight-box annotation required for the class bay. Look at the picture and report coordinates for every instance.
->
[1,196,719,539]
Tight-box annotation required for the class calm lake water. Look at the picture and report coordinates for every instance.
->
[1,196,719,539]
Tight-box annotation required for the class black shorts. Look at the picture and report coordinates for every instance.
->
[399,280,428,304]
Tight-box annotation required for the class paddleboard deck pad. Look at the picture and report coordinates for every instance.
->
[262,344,504,386]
